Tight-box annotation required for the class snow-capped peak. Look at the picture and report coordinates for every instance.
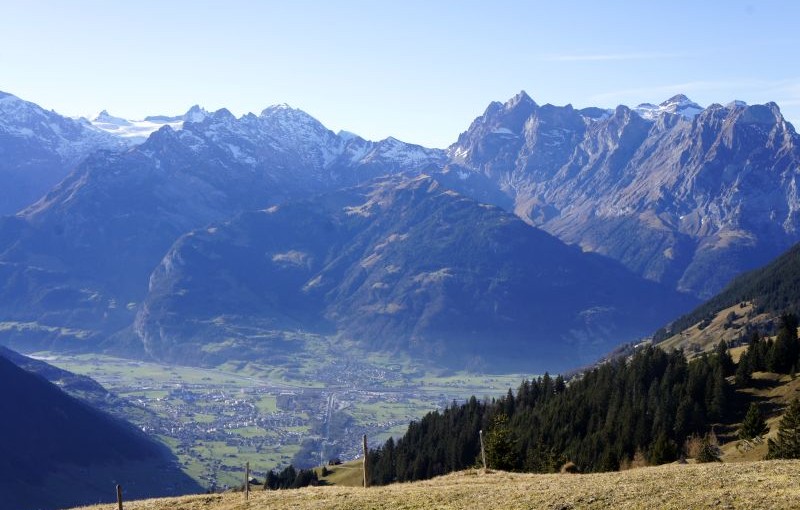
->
[660,94,693,107]
[87,107,197,144]
[634,94,704,120]
[504,90,537,111]
[184,105,208,123]
[0,90,21,104]
[259,104,333,140]
[92,110,133,126]
[337,130,360,141]
[259,103,321,124]
[726,100,748,109]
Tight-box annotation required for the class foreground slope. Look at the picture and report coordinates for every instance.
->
[75,462,800,510]
[136,174,695,372]
[0,352,200,510]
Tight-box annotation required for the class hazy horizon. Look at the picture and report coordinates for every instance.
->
[2,0,799,148]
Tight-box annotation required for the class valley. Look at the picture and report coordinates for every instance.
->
[5,3,800,509]
[33,349,526,490]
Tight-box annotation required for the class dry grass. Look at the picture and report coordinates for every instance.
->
[659,302,769,357]
[316,460,364,487]
[74,460,800,510]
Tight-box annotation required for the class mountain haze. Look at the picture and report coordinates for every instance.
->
[136,174,694,372]
[1,89,798,373]
[0,101,444,354]
[655,240,800,342]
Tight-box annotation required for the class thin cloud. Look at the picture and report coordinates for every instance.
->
[588,79,800,105]
[542,52,681,62]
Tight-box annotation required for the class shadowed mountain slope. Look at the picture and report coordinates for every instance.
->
[136,175,695,372]
[0,351,200,510]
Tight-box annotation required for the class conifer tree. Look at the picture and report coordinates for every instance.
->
[715,340,735,376]
[735,351,752,387]
[696,432,722,463]
[739,402,768,440]
[485,412,516,471]
[768,315,799,373]
[649,432,676,465]
[767,399,800,459]
[747,332,767,372]
[708,367,729,421]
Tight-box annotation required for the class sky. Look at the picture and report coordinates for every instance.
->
[1,0,799,148]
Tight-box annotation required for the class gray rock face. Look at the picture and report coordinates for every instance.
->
[449,92,800,297]
[135,174,695,372]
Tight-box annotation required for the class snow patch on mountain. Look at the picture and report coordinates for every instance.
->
[89,111,184,144]
[87,106,211,145]
[634,94,704,120]
[0,91,124,160]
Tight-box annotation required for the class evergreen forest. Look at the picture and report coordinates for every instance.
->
[366,315,800,485]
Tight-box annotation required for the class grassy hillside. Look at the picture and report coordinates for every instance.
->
[657,302,771,356]
[316,460,365,487]
[73,461,800,510]
[655,242,800,342]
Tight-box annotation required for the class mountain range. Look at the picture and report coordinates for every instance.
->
[0,89,798,372]
[448,92,800,298]
[0,91,125,215]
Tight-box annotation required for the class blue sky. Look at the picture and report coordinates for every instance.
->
[2,0,798,147]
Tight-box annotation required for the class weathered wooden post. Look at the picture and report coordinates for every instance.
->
[362,434,369,488]
[479,429,487,472]
[245,461,250,501]
[116,484,123,510]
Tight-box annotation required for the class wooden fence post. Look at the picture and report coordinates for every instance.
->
[245,461,250,501]
[116,484,123,510]
[479,429,487,472]
[362,434,369,488]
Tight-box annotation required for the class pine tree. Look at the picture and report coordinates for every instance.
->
[767,399,800,459]
[485,412,516,471]
[649,432,677,465]
[715,340,735,376]
[747,332,767,372]
[263,470,278,490]
[739,402,768,440]
[735,351,752,387]
[708,367,729,421]
[768,315,799,373]
[696,432,722,463]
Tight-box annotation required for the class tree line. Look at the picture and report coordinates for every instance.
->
[654,242,800,341]
[258,314,800,489]
[367,314,800,485]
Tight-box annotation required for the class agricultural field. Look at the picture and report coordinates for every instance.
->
[34,350,527,490]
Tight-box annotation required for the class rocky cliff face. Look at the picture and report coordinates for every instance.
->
[449,92,800,297]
